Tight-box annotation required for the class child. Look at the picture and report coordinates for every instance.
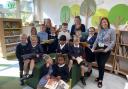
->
[84,27,97,77]
[37,24,48,53]
[75,30,85,42]
[37,54,53,89]
[22,36,43,79]
[37,24,48,42]
[52,54,69,82]
[16,34,30,85]
[48,27,58,53]
[27,27,40,45]
[30,35,43,62]
[69,37,86,85]
[56,35,69,54]
[58,23,71,42]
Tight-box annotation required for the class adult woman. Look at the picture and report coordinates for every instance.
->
[91,17,116,88]
[45,18,52,35]
[70,16,86,37]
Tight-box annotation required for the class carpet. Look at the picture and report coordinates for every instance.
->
[0,76,22,89]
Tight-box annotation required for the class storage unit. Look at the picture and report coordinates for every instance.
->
[0,18,22,58]
[114,31,128,75]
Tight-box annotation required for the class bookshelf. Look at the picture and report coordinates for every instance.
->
[0,18,22,58]
[114,31,128,76]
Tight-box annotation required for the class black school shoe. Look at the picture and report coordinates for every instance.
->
[97,81,103,88]
[85,69,92,77]
[26,74,33,79]
[80,76,86,85]
[20,78,24,86]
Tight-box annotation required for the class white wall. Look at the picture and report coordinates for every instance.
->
[39,0,128,29]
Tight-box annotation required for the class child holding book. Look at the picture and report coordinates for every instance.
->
[52,54,69,82]
[23,36,43,79]
[37,54,53,89]
[48,27,58,53]
[37,24,48,53]
[69,36,86,85]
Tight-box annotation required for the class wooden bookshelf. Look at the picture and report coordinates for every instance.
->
[0,18,22,58]
[114,31,128,76]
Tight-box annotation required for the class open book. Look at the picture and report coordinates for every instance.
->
[93,49,105,52]
[41,39,54,44]
[45,79,69,89]
[76,57,83,64]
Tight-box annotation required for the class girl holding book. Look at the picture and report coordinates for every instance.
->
[23,36,43,79]
[51,54,69,82]
[37,54,53,89]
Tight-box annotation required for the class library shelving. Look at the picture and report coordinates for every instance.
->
[0,18,22,58]
[114,30,128,76]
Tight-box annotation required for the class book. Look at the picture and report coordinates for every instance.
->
[93,49,104,52]
[21,53,36,59]
[76,57,83,64]
[44,79,58,89]
[45,79,69,89]
[80,42,89,47]
[41,39,54,44]
[56,80,69,89]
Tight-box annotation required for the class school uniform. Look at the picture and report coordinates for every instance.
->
[48,34,58,53]
[84,35,97,62]
[46,27,51,35]
[27,35,40,45]
[56,43,69,54]
[38,64,53,87]
[69,44,85,65]
[70,24,86,37]
[51,64,69,82]
[16,43,30,78]
[29,44,43,62]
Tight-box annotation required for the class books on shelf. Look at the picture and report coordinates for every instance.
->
[5,37,20,44]
[121,32,128,44]
[4,21,20,28]
[117,45,128,58]
[45,79,69,89]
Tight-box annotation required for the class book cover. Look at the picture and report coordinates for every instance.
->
[45,79,69,89]
[44,79,58,89]
[76,57,83,64]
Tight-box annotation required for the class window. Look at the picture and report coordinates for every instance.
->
[20,0,34,25]
[0,0,16,18]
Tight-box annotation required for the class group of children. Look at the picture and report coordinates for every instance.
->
[16,16,97,88]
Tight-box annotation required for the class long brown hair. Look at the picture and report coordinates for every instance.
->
[99,17,110,29]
